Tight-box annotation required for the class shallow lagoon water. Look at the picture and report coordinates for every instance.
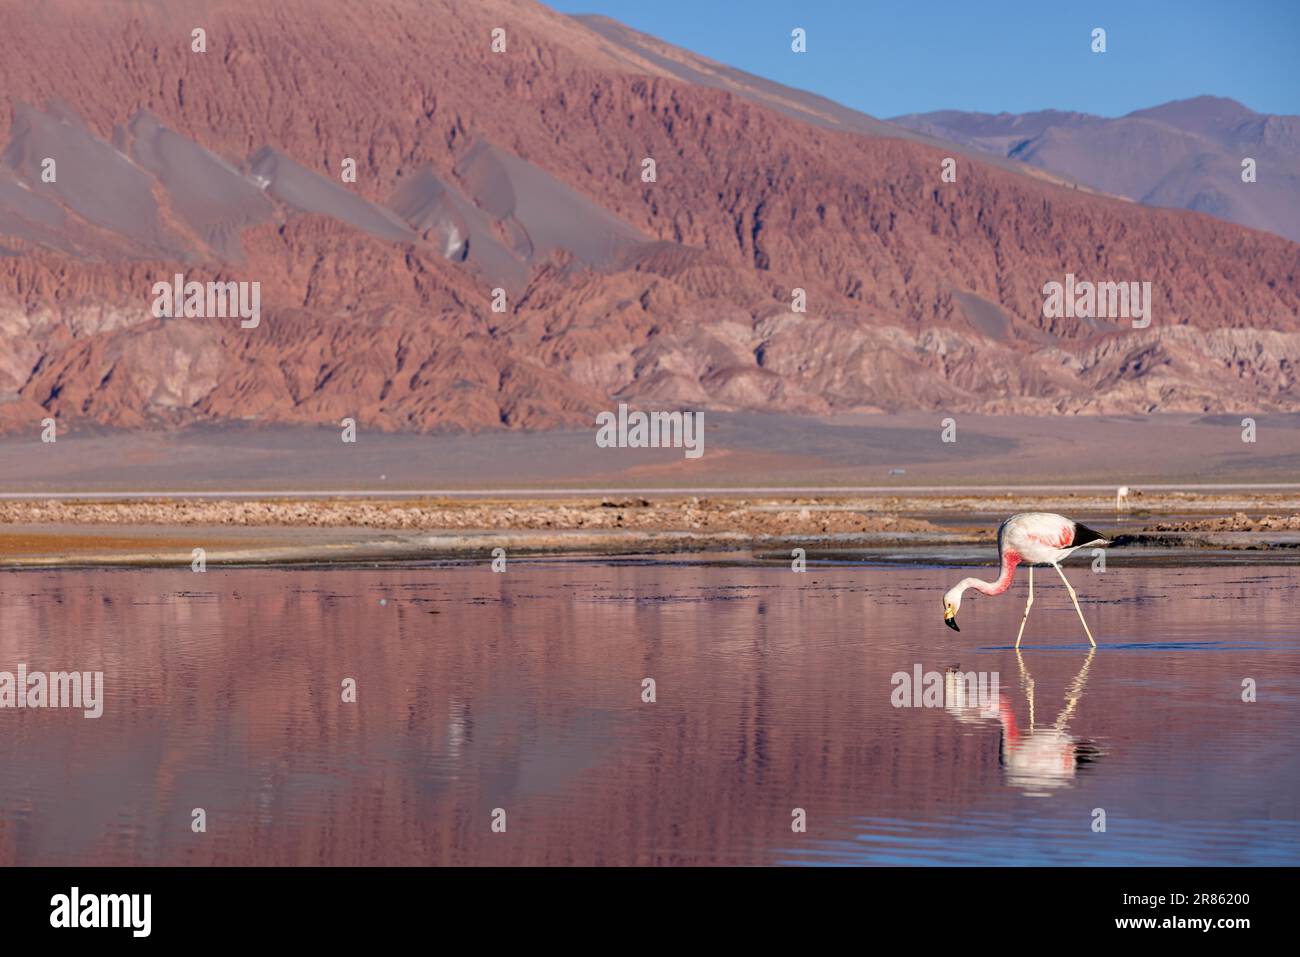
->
[0,557,1296,865]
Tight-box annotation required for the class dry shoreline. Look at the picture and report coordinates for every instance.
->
[2,492,1300,567]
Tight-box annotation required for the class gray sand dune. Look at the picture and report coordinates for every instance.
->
[388,167,530,290]
[120,112,275,261]
[0,164,65,230]
[0,98,652,283]
[247,146,419,244]
[453,139,648,271]
[0,163,71,252]
[2,103,184,256]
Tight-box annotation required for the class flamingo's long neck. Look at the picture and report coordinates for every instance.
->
[962,548,1021,597]
[998,695,1021,746]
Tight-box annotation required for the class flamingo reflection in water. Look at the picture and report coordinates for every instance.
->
[945,648,1100,795]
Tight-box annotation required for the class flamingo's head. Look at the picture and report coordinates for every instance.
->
[942,585,963,632]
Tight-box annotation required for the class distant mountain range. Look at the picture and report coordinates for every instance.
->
[891,96,1300,243]
[0,0,1296,436]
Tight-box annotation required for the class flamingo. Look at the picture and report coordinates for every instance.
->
[942,513,1108,647]
[943,649,1101,794]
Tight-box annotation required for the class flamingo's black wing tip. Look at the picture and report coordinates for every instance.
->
[1073,522,1107,546]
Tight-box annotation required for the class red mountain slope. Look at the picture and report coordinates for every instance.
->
[0,0,1296,434]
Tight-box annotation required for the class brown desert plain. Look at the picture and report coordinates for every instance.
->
[0,0,1297,561]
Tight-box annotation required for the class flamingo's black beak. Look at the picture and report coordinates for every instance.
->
[945,611,960,632]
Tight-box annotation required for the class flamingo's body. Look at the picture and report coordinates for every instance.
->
[942,513,1107,646]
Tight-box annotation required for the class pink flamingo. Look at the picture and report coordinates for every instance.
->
[942,512,1108,647]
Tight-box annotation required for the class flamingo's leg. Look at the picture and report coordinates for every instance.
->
[1015,648,1035,728]
[1052,562,1096,647]
[1052,647,1096,731]
[1014,566,1034,649]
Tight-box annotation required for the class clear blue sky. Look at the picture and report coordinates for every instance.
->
[545,0,1300,117]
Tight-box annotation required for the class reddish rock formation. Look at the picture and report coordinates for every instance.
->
[0,0,1296,435]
